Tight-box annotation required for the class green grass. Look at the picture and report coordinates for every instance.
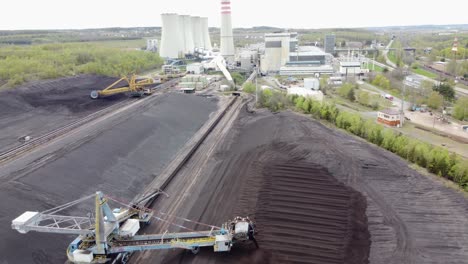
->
[413,67,438,79]
[388,51,398,65]
[365,63,385,72]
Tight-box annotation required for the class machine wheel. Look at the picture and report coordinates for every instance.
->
[90,90,99,99]
[191,247,200,255]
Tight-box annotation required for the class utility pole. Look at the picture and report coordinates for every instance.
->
[255,67,258,106]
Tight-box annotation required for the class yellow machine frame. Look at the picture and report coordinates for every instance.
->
[90,75,154,99]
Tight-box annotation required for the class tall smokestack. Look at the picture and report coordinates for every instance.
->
[220,0,235,61]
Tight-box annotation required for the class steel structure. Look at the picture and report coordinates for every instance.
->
[12,192,256,264]
[90,75,155,99]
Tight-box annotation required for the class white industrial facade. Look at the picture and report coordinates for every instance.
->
[261,32,298,73]
[220,0,235,61]
[160,14,212,59]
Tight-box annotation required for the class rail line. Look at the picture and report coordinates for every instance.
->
[135,95,241,208]
[0,79,180,166]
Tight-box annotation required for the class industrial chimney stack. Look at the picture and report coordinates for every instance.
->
[220,0,235,61]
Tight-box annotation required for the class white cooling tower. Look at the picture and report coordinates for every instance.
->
[177,15,187,54]
[182,15,195,54]
[200,17,212,51]
[192,16,203,50]
[160,13,183,58]
[220,0,235,61]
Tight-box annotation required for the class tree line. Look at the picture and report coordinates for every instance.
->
[0,43,163,87]
[244,85,468,191]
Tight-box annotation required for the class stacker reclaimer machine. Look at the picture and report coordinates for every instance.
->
[11,191,257,263]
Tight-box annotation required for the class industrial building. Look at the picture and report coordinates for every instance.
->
[261,33,334,76]
[187,63,204,75]
[287,87,324,102]
[260,32,297,73]
[339,61,364,76]
[146,39,158,52]
[377,109,403,127]
[159,14,212,59]
[324,34,336,54]
[220,0,235,61]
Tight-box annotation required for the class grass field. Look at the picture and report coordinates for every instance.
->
[413,67,438,78]
[365,63,385,72]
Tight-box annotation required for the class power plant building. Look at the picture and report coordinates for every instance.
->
[220,0,235,61]
[160,14,212,59]
[261,32,333,75]
[324,34,336,54]
[261,33,294,73]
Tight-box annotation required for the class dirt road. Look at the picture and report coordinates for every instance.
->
[135,107,468,264]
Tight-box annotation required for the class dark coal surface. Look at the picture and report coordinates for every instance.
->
[0,93,218,264]
[0,75,127,152]
[146,108,468,264]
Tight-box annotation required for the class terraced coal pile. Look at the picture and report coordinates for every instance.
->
[254,162,369,263]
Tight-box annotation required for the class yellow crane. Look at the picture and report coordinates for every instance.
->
[90,75,156,99]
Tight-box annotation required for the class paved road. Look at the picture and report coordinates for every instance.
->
[383,39,397,68]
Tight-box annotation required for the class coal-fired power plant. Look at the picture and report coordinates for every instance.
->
[220,0,235,61]
[159,14,212,59]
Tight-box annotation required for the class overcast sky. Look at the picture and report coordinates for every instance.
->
[1,0,467,30]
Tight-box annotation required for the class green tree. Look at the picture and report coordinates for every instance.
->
[453,97,468,121]
[243,82,256,94]
[433,83,455,101]
[372,74,390,89]
[427,91,443,110]
[358,91,370,106]
[231,72,245,86]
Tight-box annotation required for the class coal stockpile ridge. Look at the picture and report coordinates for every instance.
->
[254,161,370,264]
[0,74,126,116]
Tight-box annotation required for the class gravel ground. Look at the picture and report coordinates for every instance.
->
[0,75,128,152]
[0,92,218,264]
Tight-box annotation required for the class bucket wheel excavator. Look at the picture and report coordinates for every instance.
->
[90,75,156,99]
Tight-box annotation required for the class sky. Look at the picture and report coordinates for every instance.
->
[1,0,467,30]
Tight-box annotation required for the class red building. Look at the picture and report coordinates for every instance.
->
[377,109,403,127]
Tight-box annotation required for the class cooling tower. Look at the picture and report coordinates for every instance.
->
[160,13,183,58]
[220,0,235,61]
[192,16,203,50]
[200,17,212,50]
[181,15,195,54]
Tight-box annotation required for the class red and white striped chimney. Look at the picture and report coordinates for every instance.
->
[220,0,235,61]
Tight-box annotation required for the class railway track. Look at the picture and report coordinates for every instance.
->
[0,79,180,166]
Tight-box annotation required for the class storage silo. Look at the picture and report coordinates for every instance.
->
[160,13,183,58]
[200,17,212,51]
